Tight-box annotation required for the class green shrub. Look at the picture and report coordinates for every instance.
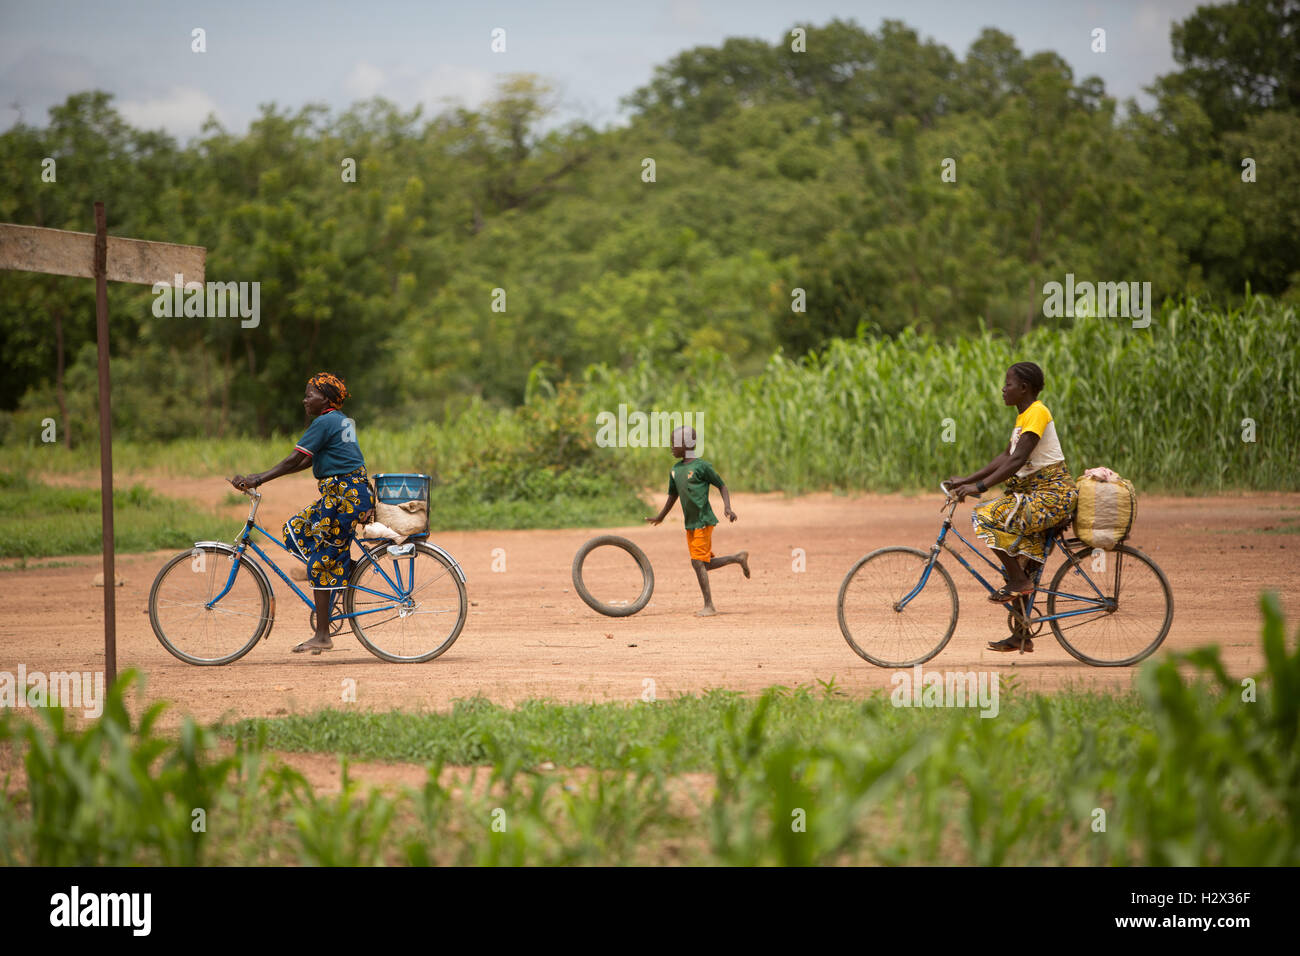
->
[14,672,237,865]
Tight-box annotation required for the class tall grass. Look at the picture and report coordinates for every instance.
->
[583,295,1299,493]
[3,297,1295,505]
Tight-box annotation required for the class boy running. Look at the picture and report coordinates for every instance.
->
[646,426,750,616]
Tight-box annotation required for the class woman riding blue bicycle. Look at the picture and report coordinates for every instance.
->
[947,361,1078,652]
[231,371,372,655]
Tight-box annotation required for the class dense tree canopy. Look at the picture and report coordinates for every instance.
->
[1,3,1295,444]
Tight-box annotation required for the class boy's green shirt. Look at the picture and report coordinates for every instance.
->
[668,458,725,530]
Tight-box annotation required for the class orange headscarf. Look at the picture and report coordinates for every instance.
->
[308,372,349,407]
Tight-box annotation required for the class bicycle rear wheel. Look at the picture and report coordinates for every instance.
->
[838,547,958,667]
[345,541,467,663]
[1046,543,1173,666]
[148,545,272,665]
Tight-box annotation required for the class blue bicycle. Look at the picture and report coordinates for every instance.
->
[147,488,467,665]
[837,481,1173,667]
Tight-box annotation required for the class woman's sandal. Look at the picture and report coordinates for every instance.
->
[987,634,1033,653]
[987,584,1034,604]
[293,637,333,655]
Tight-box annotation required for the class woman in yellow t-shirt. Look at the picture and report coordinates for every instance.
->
[948,362,1077,652]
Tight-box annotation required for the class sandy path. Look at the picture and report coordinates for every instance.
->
[2,477,1296,728]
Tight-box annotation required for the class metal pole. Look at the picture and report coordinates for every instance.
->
[93,202,116,687]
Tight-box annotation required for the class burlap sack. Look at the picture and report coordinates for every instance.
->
[374,498,428,536]
[1073,474,1137,550]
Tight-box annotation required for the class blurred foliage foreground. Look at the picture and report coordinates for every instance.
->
[0,594,1296,865]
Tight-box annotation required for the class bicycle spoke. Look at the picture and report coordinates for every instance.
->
[149,548,269,665]
[157,600,265,619]
[839,548,957,667]
[345,544,466,662]
[1048,545,1172,665]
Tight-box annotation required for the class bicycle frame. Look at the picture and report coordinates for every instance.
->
[900,488,1117,628]
[202,489,430,625]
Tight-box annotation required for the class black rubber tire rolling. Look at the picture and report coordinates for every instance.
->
[572,535,654,617]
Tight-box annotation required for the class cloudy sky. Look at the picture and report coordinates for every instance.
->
[1,0,1206,139]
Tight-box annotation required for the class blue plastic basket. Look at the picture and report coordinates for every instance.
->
[373,473,430,506]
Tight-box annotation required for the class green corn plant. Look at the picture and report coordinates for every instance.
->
[1100,592,1299,865]
[19,670,237,865]
[284,758,397,866]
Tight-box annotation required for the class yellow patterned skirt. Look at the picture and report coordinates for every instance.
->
[971,462,1077,565]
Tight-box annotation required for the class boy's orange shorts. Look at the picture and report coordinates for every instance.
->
[686,526,714,562]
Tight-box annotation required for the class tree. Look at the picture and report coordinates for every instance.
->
[1157,0,1300,133]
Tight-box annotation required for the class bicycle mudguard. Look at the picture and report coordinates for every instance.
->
[379,540,466,584]
[184,541,276,640]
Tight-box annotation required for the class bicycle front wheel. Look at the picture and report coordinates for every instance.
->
[838,547,958,667]
[345,542,468,663]
[148,545,272,665]
[1046,543,1173,666]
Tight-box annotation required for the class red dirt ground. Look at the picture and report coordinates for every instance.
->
[2,472,1297,729]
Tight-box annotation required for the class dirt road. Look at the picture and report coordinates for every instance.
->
[3,474,1296,726]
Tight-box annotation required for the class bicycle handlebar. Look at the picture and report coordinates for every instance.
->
[940,480,981,504]
[229,480,262,502]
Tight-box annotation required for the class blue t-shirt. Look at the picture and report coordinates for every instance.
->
[295,409,366,479]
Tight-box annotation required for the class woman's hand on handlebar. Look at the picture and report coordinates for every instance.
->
[950,482,980,503]
[230,474,258,492]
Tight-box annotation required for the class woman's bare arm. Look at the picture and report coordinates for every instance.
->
[954,434,1039,500]
[950,443,1014,487]
[232,450,312,490]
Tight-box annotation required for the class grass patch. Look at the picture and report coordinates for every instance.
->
[0,559,80,573]
[1262,517,1300,534]
[0,470,221,559]
[429,491,647,531]
[225,684,1147,772]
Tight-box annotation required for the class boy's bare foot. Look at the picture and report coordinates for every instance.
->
[695,606,718,617]
[737,551,750,578]
[293,635,333,654]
